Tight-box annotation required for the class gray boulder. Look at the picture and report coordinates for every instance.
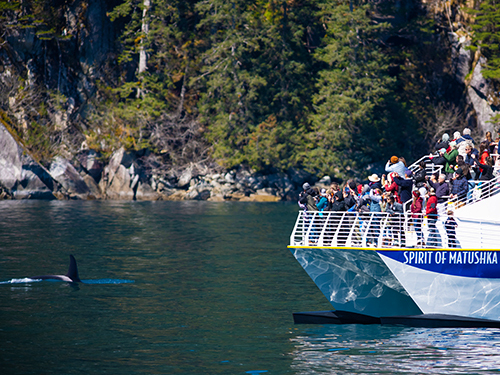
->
[49,156,91,199]
[136,181,160,201]
[106,164,135,200]
[0,123,55,199]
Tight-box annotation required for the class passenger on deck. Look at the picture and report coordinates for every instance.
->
[445,210,460,248]
[382,172,401,203]
[385,194,404,246]
[330,182,341,195]
[479,141,491,172]
[435,133,450,151]
[429,173,450,204]
[316,189,329,211]
[410,190,424,245]
[426,188,442,247]
[343,181,358,211]
[399,157,410,174]
[385,156,407,177]
[356,185,372,213]
[393,170,414,204]
[464,145,480,201]
[476,156,494,181]
[329,189,346,211]
[368,174,382,190]
[485,131,496,154]
[456,155,471,180]
[414,161,427,188]
[459,137,474,159]
[299,183,319,212]
[369,188,382,212]
[462,128,475,144]
[443,142,459,178]
[429,148,447,168]
[464,142,479,163]
[451,131,462,148]
[367,188,383,245]
[474,156,495,199]
[450,168,468,201]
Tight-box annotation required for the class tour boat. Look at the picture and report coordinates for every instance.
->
[288,166,500,327]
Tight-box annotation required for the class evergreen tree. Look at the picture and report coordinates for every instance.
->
[470,0,500,81]
[308,0,395,179]
[196,0,319,171]
[92,0,207,165]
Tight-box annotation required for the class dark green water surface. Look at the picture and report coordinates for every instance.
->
[1,201,500,374]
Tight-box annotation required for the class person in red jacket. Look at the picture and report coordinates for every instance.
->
[426,188,442,247]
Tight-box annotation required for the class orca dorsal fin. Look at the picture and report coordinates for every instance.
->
[66,255,81,282]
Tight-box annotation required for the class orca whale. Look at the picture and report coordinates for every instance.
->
[30,254,82,283]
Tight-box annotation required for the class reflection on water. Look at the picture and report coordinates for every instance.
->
[291,325,500,374]
[1,201,500,374]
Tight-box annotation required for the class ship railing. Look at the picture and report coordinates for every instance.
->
[408,154,443,176]
[446,175,500,209]
[289,210,500,249]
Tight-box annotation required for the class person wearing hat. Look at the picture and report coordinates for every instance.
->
[298,182,319,212]
[316,188,329,211]
[367,174,382,190]
[429,148,446,167]
[450,167,468,201]
[385,156,407,177]
[426,187,442,247]
[342,180,359,211]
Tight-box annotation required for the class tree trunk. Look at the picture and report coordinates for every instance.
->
[137,0,150,98]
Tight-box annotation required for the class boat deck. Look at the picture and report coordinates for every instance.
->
[290,176,500,250]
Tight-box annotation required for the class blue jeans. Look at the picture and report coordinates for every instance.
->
[412,218,423,241]
[427,216,442,248]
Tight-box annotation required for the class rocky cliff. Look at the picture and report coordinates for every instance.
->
[0,121,316,201]
[0,0,498,201]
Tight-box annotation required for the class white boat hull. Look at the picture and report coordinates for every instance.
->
[378,250,500,321]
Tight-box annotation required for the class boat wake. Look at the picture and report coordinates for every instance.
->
[0,278,135,285]
[82,279,135,284]
[0,278,43,284]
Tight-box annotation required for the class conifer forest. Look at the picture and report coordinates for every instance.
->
[0,0,499,181]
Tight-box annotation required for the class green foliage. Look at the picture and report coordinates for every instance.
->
[196,0,318,171]
[469,0,500,80]
[4,0,495,179]
[96,0,206,164]
[26,120,55,162]
[307,0,396,179]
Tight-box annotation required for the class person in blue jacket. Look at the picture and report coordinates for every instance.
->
[393,170,414,204]
[450,168,468,201]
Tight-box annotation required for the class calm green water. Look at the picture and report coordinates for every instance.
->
[1,201,500,374]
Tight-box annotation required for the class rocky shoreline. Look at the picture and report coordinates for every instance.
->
[0,123,323,202]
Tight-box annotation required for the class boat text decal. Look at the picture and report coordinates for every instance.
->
[378,250,500,278]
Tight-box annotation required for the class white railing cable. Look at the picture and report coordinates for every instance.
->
[289,210,500,249]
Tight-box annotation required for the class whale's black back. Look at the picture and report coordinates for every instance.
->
[31,255,82,282]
